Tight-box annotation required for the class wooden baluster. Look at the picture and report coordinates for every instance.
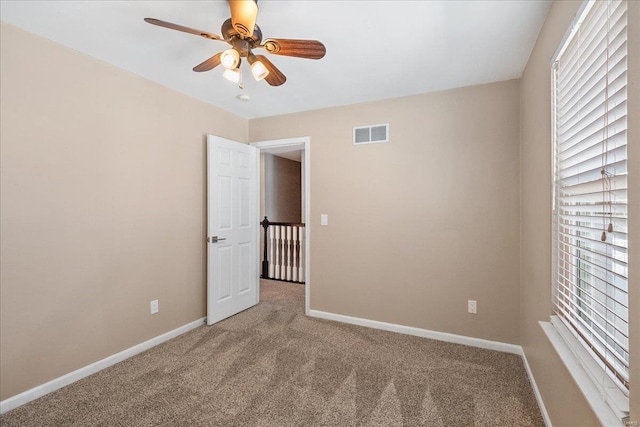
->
[299,226,305,283]
[297,226,302,283]
[281,226,285,281]
[283,226,287,281]
[282,226,286,281]
[292,227,298,283]
[269,225,275,279]
[280,226,284,281]
[276,226,282,280]
[278,226,283,280]
[273,226,278,279]
[285,226,290,281]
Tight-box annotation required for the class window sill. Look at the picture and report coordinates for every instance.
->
[540,318,628,427]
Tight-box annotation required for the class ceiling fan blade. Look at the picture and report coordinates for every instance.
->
[256,55,286,86]
[228,0,258,37]
[144,18,221,40]
[193,53,223,72]
[260,39,326,59]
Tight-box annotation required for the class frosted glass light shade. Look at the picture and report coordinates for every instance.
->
[223,68,240,83]
[221,49,240,69]
[250,60,269,81]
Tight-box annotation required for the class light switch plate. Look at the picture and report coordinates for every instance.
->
[321,214,328,226]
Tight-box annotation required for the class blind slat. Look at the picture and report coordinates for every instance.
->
[558,231,628,259]
[555,299,630,373]
[555,281,629,348]
[558,76,626,137]
[559,173,627,195]
[556,247,629,292]
[559,127,626,165]
[558,111,626,154]
[558,3,626,96]
[558,0,626,78]
[559,144,627,180]
[558,97,627,150]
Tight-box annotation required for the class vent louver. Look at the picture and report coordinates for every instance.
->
[353,124,389,145]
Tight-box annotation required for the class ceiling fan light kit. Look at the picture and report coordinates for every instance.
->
[220,49,240,69]
[144,0,326,87]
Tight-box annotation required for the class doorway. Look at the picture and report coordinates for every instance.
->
[251,137,310,316]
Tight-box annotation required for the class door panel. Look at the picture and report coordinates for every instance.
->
[218,177,232,230]
[239,178,251,227]
[207,135,258,325]
[217,246,232,301]
[238,242,252,293]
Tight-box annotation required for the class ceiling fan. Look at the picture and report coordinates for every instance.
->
[144,0,326,87]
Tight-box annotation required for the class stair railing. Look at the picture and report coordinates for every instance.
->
[260,216,305,283]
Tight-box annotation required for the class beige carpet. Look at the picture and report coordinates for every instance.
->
[1,280,544,426]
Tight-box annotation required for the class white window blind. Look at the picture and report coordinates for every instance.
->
[552,0,629,401]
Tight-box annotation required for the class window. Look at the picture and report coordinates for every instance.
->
[550,0,629,422]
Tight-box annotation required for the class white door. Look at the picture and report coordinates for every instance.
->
[207,135,259,325]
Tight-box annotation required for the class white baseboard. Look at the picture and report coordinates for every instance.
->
[520,348,553,427]
[308,309,551,426]
[0,317,206,415]
[309,309,522,354]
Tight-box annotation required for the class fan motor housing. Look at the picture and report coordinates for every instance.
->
[221,18,262,49]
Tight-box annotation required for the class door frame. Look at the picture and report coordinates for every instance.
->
[250,137,311,315]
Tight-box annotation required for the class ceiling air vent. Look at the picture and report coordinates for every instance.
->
[353,123,389,145]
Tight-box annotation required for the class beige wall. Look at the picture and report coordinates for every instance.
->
[0,22,247,400]
[519,0,639,425]
[250,80,522,345]
[264,154,302,223]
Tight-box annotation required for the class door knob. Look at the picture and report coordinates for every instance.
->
[207,236,227,243]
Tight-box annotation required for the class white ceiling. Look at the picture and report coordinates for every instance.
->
[0,1,551,119]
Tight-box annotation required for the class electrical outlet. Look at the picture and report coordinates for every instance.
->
[468,300,477,314]
[150,299,159,314]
